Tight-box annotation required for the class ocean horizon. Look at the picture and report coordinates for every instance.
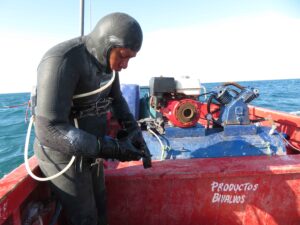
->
[1,77,299,95]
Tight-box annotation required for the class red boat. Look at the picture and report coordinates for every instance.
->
[1,80,300,225]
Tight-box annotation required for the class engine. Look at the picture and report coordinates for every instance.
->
[149,77,202,128]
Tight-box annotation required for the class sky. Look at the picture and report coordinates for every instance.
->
[0,0,300,93]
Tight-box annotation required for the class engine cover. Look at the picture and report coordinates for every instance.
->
[160,99,200,128]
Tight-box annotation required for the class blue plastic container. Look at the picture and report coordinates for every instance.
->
[121,84,140,120]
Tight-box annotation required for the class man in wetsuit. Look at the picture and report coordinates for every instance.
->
[33,12,150,225]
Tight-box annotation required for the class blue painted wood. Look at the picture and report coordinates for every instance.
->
[223,125,257,136]
[143,126,286,160]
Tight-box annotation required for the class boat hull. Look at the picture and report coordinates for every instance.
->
[105,155,300,225]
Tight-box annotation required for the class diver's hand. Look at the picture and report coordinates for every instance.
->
[118,138,144,161]
[98,136,143,162]
[118,128,152,168]
[128,129,151,157]
[130,129,152,168]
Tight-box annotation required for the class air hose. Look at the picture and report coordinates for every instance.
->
[222,82,245,90]
[24,71,116,181]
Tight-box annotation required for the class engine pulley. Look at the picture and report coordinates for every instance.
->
[160,99,200,128]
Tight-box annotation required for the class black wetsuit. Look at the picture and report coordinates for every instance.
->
[33,12,143,225]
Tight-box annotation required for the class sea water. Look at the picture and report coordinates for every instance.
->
[0,79,299,179]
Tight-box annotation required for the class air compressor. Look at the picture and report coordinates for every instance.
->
[137,76,287,160]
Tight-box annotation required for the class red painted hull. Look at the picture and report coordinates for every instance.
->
[106,156,300,225]
[0,157,58,225]
[1,106,300,225]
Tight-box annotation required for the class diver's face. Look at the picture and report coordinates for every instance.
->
[109,47,137,72]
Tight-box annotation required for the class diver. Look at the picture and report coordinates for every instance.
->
[33,12,151,225]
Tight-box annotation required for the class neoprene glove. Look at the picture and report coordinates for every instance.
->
[130,129,152,168]
[118,128,152,168]
[98,136,143,162]
[121,120,152,168]
[129,130,151,156]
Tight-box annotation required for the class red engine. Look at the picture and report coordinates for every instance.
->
[149,77,202,128]
[160,99,200,128]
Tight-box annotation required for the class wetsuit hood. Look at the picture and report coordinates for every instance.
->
[85,12,143,70]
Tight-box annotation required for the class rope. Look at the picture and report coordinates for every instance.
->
[25,101,30,122]
[265,117,300,152]
[38,216,43,225]
[0,100,31,122]
[0,102,28,109]
[278,132,300,152]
